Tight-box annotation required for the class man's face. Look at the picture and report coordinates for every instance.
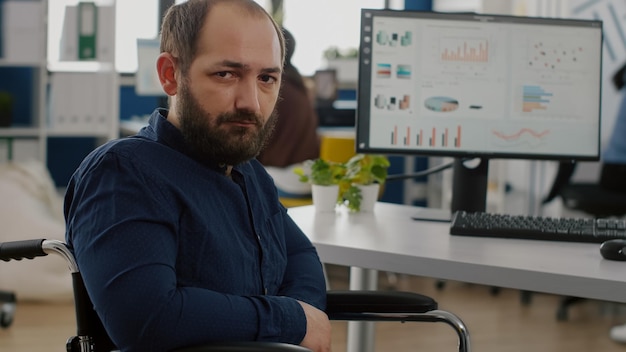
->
[177,77,278,165]
[172,3,283,165]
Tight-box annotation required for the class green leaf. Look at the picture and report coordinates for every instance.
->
[293,158,346,186]
[342,185,362,212]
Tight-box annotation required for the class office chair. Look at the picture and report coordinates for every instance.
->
[0,239,471,352]
[542,161,626,320]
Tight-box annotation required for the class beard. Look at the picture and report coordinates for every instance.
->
[176,81,277,166]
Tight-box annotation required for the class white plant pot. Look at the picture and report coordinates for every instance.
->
[311,184,339,212]
[357,183,380,212]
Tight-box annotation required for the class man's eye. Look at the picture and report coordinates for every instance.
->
[215,71,233,78]
[260,75,277,83]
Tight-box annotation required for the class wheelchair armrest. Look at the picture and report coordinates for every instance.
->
[326,290,471,352]
[326,289,437,316]
[172,341,311,352]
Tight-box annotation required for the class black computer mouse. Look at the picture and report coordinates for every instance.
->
[600,239,626,261]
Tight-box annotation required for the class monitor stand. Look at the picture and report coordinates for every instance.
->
[451,158,489,213]
[411,158,489,222]
[411,207,452,222]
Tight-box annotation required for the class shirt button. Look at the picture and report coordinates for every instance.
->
[264,287,268,295]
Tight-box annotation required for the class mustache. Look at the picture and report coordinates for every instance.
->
[217,111,262,126]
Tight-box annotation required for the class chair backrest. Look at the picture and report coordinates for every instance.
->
[543,161,626,218]
[599,163,626,193]
[319,134,355,163]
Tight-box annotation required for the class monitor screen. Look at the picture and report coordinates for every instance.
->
[356,9,604,215]
[356,9,603,162]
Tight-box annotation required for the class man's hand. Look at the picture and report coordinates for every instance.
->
[298,300,332,352]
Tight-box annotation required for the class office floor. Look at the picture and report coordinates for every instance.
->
[1,264,625,352]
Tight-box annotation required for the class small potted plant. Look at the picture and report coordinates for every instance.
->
[294,158,346,212]
[341,154,390,212]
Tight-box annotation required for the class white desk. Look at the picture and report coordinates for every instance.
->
[288,202,626,303]
[287,202,626,351]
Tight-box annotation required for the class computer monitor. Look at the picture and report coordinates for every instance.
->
[356,9,603,215]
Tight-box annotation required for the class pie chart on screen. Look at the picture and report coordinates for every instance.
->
[424,96,459,112]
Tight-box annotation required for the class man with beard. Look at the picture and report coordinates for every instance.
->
[63,1,330,351]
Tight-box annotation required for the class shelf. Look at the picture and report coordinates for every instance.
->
[0,60,45,68]
[47,61,115,73]
[0,127,41,138]
[0,127,116,140]
[45,130,114,138]
[1,0,120,187]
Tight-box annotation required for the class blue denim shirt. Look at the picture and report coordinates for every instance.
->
[64,109,326,352]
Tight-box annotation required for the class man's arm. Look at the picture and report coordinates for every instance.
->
[277,213,331,351]
[65,151,310,351]
[277,213,327,310]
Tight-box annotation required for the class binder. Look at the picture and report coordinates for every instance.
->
[49,72,112,134]
[1,0,43,64]
[59,5,78,61]
[61,3,113,62]
[0,0,4,59]
[78,2,97,60]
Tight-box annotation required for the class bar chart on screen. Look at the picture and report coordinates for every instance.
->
[389,125,462,148]
[440,37,489,63]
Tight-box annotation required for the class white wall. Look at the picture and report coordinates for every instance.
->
[282,0,386,77]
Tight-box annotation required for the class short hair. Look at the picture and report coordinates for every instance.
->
[160,0,285,75]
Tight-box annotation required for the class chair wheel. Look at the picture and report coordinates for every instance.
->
[520,291,533,305]
[0,303,16,328]
[556,307,568,321]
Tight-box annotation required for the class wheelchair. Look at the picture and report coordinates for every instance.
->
[0,239,471,352]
